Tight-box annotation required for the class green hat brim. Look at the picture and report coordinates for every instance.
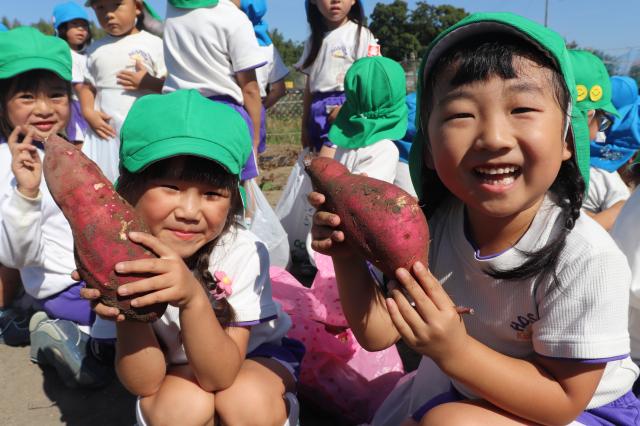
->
[167,0,219,8]
[329,103,408,148]
[122,137,240,175]
[0,56,71,81]
[409,13,590,201]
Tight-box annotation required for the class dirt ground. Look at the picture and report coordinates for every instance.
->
[0,143,421,425]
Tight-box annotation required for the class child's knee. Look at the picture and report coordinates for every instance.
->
[420,404,479,426]
[140,389,215,426]
[216,384,287,426]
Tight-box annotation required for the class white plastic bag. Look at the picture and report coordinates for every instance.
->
[274,149,315,262]
[245,179,291,268]
[81,129,120,183]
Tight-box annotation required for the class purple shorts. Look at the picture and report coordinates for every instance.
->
[412,386,640,425]
[258,104,267,154]
[246,337,305,381]
[308,91,346,152]
[207,96,258,180]
[66,99,88,142]
[36,281,94,326]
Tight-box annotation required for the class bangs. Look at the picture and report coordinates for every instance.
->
[136,155,239,190]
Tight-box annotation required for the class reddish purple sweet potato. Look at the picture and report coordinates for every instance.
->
[305,157,429,277]
[43,134,166,322]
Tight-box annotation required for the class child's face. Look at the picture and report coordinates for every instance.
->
[134,159,233,259]
[64,19,90,48]
[426,56,572,219]
[313,0,356,28]
[91,0,140,37]
[5,74,70,141]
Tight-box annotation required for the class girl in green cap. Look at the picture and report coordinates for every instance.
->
[80,90,302,426]
[0,27,112,387]
[310,12,640,425]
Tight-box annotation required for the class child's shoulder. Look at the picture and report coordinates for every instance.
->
[212,225,266,262]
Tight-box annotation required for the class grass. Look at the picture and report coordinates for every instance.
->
[266,115,302,145]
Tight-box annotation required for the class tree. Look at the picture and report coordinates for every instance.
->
[270,28,304,67]
[369,0,420,62]
[32,19,54,35]
[410,3,468,56]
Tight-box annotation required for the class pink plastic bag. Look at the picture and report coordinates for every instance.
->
[270,254,405,424]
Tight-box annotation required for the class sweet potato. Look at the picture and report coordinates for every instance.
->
[43,134,166,322]
[305,157,429,277]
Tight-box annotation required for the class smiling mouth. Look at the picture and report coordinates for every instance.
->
[474,165,522,186]
[171,230,199,240]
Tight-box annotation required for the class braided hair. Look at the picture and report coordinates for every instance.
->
[117,156,243,326]
[420,33,585,283]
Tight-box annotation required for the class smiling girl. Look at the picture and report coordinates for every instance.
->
[310,13,640,425]
[81,90,302,426]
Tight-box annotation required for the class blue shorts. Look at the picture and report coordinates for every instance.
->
[247,337,305,382]
[412,387,640,425]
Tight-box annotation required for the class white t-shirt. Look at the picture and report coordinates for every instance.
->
[0,144,77,299]
[611,189,640,364]
[152,226,292,365]
[582,167,630,213]
[163,0,266,104]
[256,44,289,98]
[375,196,637,423]
[295,21,375,93]
[70,49,87,100]
[334,139,399,183]
[84,30,166,136]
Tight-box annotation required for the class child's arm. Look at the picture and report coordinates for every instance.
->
[300,78,312,149]
[263,79,286,110]
[114,232,245,392]
[77,83,116,140]
[236,69,262,153]
[116,60,165,93]
[309,192,401,350]
[584,200,625,230]
[387,262,606,424]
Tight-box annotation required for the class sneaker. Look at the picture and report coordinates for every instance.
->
[29,311,112,388]
[0,307,30,346]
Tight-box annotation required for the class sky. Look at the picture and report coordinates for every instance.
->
[3,0,639,54]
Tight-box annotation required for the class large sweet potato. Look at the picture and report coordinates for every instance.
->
[305,157,429,277]
[43,134,166,322]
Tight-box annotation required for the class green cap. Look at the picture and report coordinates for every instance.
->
[408,12,591,201]
[0,27,71,81]
[329,56,408,149]
[568,50,618,117]
[120,90,251,175]
[167,0,219,8]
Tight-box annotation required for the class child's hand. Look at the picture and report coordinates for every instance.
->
[117,60,148,92]
[308,191,354,258]
[114,231,206,309]
[386,261,469,365]
[75,269,126,321]
[327,105,342,124]
[85,109,116,139]
[7,126,42,199]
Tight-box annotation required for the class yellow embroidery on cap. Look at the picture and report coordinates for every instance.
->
[590,85,603,102]
[576,84,588,102]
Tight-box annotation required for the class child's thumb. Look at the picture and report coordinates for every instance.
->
[99,111,112,121]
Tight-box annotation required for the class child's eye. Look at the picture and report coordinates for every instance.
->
[51,92,68,99]
[204,191,222,199]
[161,184,179,191]
[444,112,473,121]
[512,107,537,114]
[18,93,35,100]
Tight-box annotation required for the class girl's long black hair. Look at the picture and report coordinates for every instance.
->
[116,156,243,326]
[302,0,366,69]
[420,33,585,284]
[57,20,92,51]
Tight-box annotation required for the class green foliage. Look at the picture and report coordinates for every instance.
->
[270,28,304,67]
[369,1,468,62]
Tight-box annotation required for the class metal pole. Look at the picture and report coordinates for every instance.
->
[544,0,549,27]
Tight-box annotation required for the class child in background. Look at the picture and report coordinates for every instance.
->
[163,0,264,181]
[311,13,640,425]
[53,1,91,144]
[296,0,376,158]
[609,76,640,189]
[236,0,289,155]
[79,0,166,182]
[570,50,630,231]
[81,90,302,426]
[393,92,418,197]
[328,56,405,183]
[0,27,111,385]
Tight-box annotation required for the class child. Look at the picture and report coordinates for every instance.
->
[79,0,166,182]
[0,27,111,385]
[296,0,376,158]
[53,1,91,144]
[570,50,630,231]
[81,90,303,426]
[236,0,290,155]
[163,0,264,181]
[310,13,640,425]
[329,56,405,183]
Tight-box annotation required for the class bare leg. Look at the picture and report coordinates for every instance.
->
[0,265,21,309]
